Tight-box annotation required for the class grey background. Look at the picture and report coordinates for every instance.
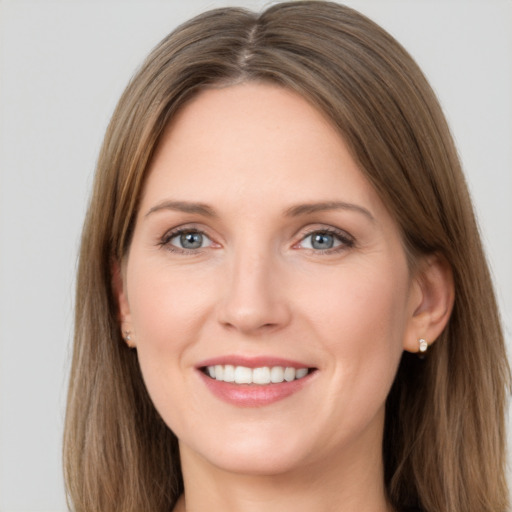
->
[1,1,511,510]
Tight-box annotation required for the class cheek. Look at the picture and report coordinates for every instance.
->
[303,260,410,409]
[304,259,411,345]
[127,259,215,352]
[126,259,215,426]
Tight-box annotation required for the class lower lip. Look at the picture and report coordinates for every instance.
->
[198,370,316,407]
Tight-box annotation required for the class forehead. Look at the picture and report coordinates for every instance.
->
[155,83,340,163]
[140,82,384,218]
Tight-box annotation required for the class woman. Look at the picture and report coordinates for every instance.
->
[63,2,510,511]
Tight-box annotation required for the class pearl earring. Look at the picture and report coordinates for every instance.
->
[418,338,428,354]
[123,330,133,347]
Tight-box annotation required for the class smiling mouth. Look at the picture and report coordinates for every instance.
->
[201,365,315,385]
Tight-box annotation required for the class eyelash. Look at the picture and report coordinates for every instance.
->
[158,226,355,255]
[158,226,212,255]
[297,227,355,254]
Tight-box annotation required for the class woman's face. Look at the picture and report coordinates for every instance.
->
[118,83,422,476]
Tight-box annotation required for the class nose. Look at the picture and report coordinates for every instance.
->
[217,248,292,335]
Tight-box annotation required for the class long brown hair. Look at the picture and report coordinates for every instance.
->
[64,2,510,511]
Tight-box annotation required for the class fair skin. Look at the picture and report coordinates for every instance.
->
[115,82,453,512]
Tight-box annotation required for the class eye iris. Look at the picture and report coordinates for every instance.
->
[180,232,203,249]
[311,233,334,250]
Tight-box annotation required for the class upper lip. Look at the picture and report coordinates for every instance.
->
[196,355,314,369]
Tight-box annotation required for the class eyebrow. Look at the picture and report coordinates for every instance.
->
[284,201,375,222]
[145,200,218,218]
[145,199,374,222]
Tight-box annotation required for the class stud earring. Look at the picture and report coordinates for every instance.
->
[123,330,134,347]
[418,338,428,354]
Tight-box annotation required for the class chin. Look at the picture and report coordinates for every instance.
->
[180,428,315,477]
[209,450,307,477]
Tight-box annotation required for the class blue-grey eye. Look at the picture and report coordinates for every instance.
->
[311,233,335,250]
[168,230,211,250]
[299,230,350,251]
[180,232,203,249]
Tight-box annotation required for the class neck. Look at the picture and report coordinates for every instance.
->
[174,417,392,512]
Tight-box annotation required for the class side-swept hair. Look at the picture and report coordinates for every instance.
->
[64,2,510,511]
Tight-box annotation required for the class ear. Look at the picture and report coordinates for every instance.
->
[112,260,135,347]
[403,253,454,353]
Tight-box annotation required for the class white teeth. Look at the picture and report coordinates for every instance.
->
[284,367,296,382]
[270,366,284,383]
[234,366,252,384]
[296,368,308,379]
[205,365,310,385]
[223,364,235,382]
[252,366,271,384]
